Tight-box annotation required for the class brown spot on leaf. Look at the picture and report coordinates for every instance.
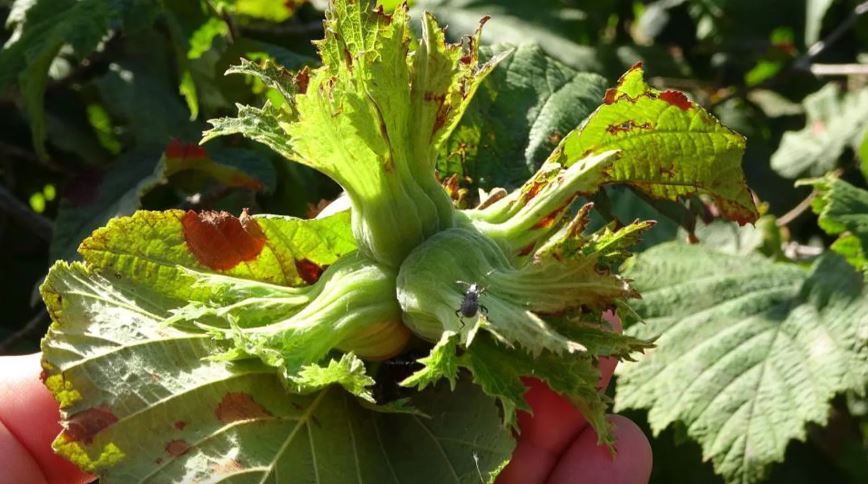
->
[215,392,272,424]
[155,457,163,464]
[603,88,618,105]
[343,48,354,71]
[569,203,594,237]
[606,120,653,135]
[517,243,536,257]
[295,259,324,284]
[165,439,190,457]
[173,420,187,431]
[65,406,118,444]
[533,197,576,230]
[294,67,310,94]
[181,208,266,270]
[658,165,676,178]
[521,176,549,202]
[660,90,692,111]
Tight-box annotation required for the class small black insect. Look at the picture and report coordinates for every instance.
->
[455,281,488,326]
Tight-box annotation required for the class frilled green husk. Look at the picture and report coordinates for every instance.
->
[176,253,409,378]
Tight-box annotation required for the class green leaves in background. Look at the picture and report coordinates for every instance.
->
[805,0,835,46]
[439,44,607,189]
[50,142,275,262]
[801,175,868,272]
[412,0,607,72]
[771,84,868,179]
[616,243,868,484]
[0,0,161,157]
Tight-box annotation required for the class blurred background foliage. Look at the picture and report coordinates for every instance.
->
[0,0,865,482]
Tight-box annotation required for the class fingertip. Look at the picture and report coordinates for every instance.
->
[496,437,558,484]
[602,310,623,333]
[0,354,93,484]
[547,415,652,484]
[597,310,623,391]
[515,378,587,456]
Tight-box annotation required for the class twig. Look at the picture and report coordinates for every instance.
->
[809,63,868,76]
[795,1,868,71]
[777,168,844,227]
[0,141,69,174]
[0,309,49,354]
[0,184,53,242]
[783,242,825,261]
[712,1,868,107]
[776,190,817,227]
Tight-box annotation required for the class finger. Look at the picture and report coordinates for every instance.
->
[547,415,652,484]
[497,311,625,483]
[513,311,624,453]
[597,310,623,391]
[0,353,93,484]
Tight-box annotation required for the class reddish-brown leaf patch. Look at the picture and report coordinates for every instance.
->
[295,258,324,284]
[181,208,266,270]
[65,406,118,444]
[165,439,190,457]
[165,139,207,161]
[517,243,536,257]
[294,67,310,94]
[533,197,576,230]
[660,90,692,111]
[173,420,187,431]
[602,88,618,105]
[215,392,272,424]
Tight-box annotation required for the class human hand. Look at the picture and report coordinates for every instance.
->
[0,314,649,484]
[497,313,653,484]
[0,353,92,484]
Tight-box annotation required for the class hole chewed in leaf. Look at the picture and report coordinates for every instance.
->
[660,90,692,111]
[606,120,653,135]
[295,258,324,284]
[65,406,118,444]
[181,209,266,270]
[214,392,272,424]
[165,439,190,457]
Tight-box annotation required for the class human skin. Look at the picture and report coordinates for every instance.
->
[497,312,653,484]
[0,316,650,484]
